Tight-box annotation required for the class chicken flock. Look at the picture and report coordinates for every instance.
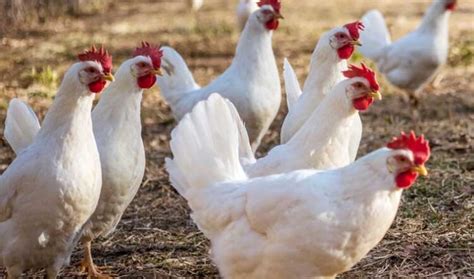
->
[0,0,456,278]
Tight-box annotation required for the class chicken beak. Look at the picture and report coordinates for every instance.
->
[103,73,115,82]
[351,40,362,46]
[369,91,383,100]
[274,12,284,19]
[152,68,163,76]
[412,165,428,176]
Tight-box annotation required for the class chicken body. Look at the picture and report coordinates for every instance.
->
[166,96,420,278]
[281,28,348,143]
[359,0,453,93]
[0,62,102,278]
[189,153,401,278]
[82,57,146,241]
[247,79,361,177]
[157,5,281,151]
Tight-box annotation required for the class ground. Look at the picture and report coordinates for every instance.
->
[0,0,472,277]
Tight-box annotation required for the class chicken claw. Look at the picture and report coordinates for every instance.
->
[79,241,113,279]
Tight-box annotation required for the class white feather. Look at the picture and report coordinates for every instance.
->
[283,58,302,113]
[157,46,200,107]
[359,9,392,61]
[4,98,41,154]
[166,94,248,199]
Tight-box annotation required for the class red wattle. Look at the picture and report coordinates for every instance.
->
[395,171,419,189]
[337,45,355,60]
[137,74,157,89]
[88,80,106,93]
[446,2,456,10]
[352,96,374,111]
[265,19,279,31]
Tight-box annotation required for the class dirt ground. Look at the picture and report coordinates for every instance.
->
[0,0,473,277]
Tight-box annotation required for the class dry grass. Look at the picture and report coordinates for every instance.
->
[0,0,473,277]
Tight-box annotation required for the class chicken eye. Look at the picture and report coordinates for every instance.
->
[85,67,97,73]
[354,82,364,88]
[137,62,148,68]
[336,33,345,39]
[396,156,408,163]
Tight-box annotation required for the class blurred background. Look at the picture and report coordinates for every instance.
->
[0,0,473,277]
[1,0,111,26]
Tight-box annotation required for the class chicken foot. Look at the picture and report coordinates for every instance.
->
[79,240,112,279]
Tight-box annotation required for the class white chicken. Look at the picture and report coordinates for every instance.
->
[247,64,382,177]
[156,0,283,151]
[0,47,113,278]
[281,21,364,144]
[166,98,431,278]
[236,0,259,31]
[4,42,163,278]
[359,0,456,99]
[79,42,163,277]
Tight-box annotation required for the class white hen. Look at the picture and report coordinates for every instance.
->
[248,64,382,177]
[281,21,364,143]
[157,0,282,151]
[78,42,162,277]
[167,101,431,278]
[0,47,113,278]
[3,43,163,278]
[236,0,259,31]
[359,0,455,96]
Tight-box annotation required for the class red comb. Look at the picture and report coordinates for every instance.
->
[343,63,380,92]
[257,0,281,14]
[344,21,364,40]
[387,131,431,165]
[78,46,113,74]
[133,42,163,70]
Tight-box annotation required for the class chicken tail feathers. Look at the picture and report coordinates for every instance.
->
[4,98,41,155]
[166,94,248,199]
[156,46,200,109]
[359,9,392,61]
[283,58,302,112]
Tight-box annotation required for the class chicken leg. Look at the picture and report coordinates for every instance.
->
[430,70,445,89]
[80,240,111,279]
